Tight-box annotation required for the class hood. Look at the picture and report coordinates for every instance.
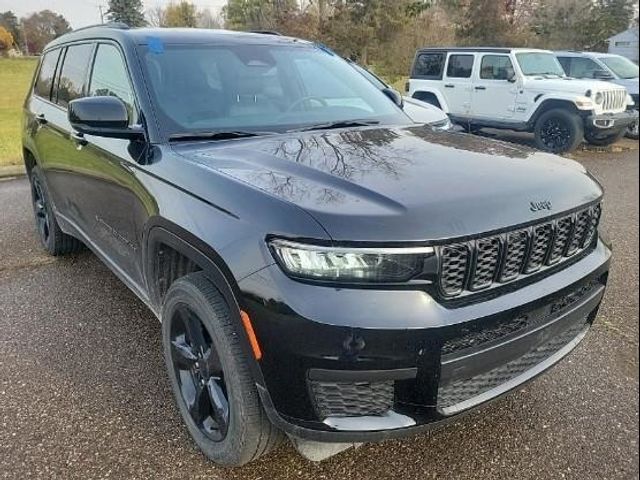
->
[402,97,449,124]
[611,77,639,95]
[528,77,626,94]
[175,126,602,242]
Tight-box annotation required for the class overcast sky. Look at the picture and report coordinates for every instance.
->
[0,0,227,28]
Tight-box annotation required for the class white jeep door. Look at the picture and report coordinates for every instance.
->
[441,53,475,117]
[471,54,519,121]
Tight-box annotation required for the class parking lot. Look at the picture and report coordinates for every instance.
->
[0,142,638,480]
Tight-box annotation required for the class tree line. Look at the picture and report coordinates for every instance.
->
[3,0,636,82]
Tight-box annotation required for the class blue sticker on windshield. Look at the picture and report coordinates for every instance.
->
[147,36,164,54]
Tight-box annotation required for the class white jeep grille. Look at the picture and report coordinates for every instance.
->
[601,89,626,112]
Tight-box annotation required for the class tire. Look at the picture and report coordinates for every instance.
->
[534,108,584,153]
[161,272,283,467]
[584,129,626,146]
[29,166,84,256]
[625,118,639,140]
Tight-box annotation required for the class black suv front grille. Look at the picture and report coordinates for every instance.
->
[438,204,601,298]
[309,380,394,418]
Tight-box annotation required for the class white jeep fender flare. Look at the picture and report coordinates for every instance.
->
[410,89,450,114]
[524,93,591,124]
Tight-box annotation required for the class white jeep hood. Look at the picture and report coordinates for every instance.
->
[526,77,626,94]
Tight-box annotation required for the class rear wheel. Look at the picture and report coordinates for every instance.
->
[534,109,584,153]
[584,129,626,146]
[29,166,83,255]
[162,272,282,466]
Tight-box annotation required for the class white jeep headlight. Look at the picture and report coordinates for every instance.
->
[594,92,604,105]
[268,239,433,283]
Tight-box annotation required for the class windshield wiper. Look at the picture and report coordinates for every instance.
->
[169,130,275,142]
[289,119,380,133]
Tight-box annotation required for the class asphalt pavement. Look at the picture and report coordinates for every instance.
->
[0,146,638,480]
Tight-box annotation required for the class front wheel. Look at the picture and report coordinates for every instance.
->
[162,272,282,467]
[626,118,639,140]
[534,109,584,153]
[584,129,626,146]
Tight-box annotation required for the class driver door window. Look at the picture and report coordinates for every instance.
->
[89,44,137,124]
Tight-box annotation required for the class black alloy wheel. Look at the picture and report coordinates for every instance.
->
[31,174,51,245]
[539,117,572,151]
[161,272,282,466]
[169,304,230,442]
[534,108,583,153]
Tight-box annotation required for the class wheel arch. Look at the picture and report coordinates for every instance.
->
[411,90,447,112]
[144,218,242,314]
[145,218,268,386]
[23,147,38,177]
[529,99,583,127]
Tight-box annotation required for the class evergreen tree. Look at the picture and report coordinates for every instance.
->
[106,0,146,27]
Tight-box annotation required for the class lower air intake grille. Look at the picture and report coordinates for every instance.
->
[310,380,394,418]
[438,319,588,411]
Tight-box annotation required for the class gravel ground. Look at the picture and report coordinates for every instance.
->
[0,145,638,480]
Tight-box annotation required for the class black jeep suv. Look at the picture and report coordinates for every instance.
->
[22,25,611,466]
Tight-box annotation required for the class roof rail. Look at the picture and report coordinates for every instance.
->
[71,22,130,33]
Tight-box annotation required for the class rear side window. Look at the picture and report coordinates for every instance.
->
[89,44,137,123]
[480,55,514,80]
[413,53,445,79]
[56,43,94,107]
[34,49,61,100]
[446,54,474,78]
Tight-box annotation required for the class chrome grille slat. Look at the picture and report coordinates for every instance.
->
[438,204,601,298]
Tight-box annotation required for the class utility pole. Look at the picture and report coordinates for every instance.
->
[98,5,105,23]
[21,19,29,56]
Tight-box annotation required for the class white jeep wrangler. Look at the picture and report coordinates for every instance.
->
[408,47,638,152]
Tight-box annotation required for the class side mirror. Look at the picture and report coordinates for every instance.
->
[68,96,143,140]
[382,87,404,108]
[593,70,614,81]
[506,68,517,83]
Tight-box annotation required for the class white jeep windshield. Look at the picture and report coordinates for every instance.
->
[140,42,409,136]
[516,52,565,77]
[599,56,639,80]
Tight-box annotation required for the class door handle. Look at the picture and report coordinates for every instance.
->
[444,84,455,88]
[71,131,88,146]
[35,113,47,125]
[474,86,487,90]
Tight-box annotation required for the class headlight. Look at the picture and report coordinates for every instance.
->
[268,239,433,283]
[594,92,604,104]
[626,94,635,106]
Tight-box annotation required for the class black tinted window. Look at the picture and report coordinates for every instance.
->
[446,55,474,78]
[34,49,61,99]
[56,44,94,107]
[480,55,514,80]
[90,44,136,123]
[413,53,445,78]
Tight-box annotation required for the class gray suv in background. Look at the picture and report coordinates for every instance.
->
[556,51,639,139]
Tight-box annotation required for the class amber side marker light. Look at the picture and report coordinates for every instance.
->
[240,310,263,360]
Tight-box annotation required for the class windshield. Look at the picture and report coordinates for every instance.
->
[140,42,409,136]
[349,62,388,90]
[599,56,639,79]
[516,52,565,76]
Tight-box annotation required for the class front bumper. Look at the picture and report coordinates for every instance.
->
[586,109,638,131]
[239,240,611,442]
